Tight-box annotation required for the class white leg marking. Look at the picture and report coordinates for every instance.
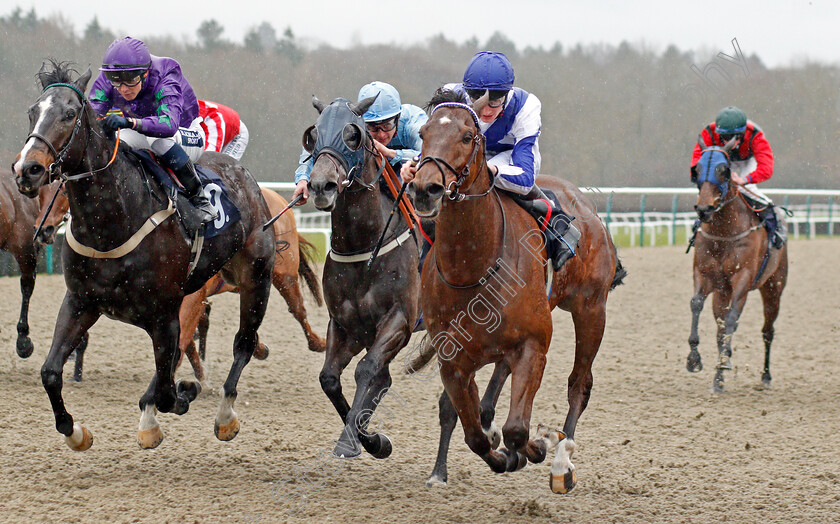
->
[138,404,159,431]
[483,421,502,448]
[551,437,576,477]
[215,390,237,426]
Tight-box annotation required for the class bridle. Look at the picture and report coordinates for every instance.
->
[25,83,119,184]
[416,103,495,202]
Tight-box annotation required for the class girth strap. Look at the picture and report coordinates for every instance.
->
[65,198,176,259]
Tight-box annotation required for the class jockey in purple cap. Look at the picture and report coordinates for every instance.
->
[89,36,215,224]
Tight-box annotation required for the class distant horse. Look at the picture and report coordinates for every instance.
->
[12,61,274,450]
[687,140,788,393]
[305,95,419,459]
[0,168,39,358]
[45,186,326,382]
[410,92,625,493]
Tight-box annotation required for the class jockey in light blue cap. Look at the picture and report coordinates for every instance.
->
[293,81,427,204]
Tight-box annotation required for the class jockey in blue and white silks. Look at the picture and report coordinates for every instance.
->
[442,83,542,196]
[415,51,578,271]
[293,81,427,204]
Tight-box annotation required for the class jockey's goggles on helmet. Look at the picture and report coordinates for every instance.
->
[104,69,145,87]
[466,89,507,108]
[366,117,398,134]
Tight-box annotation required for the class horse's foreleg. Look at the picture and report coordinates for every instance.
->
[428,361,510,487]
[334,312,409,460]
[427,391,458,487]
[440,361,509,474]
[713,275,751,393]
[14,248,37,358]
[274,271,326,353]
[502,338,549,472]
[178,286,209,383]
[215,255,272,442]
[319,321,359,426]
[688,275,713,373]
[42,293,99,449]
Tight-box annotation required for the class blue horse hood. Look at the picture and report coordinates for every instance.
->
[311,98,367,175]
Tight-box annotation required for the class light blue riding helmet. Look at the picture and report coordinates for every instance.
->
[357,81,402,123]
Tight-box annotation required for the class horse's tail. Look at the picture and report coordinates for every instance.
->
[405,334,436,374]
[297,234,324,307]
[610,243,628,290]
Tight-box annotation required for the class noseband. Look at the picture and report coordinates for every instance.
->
[417,103,494,202]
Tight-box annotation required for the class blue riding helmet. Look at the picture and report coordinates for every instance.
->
[462,51,515,91]
[358,81,401,123]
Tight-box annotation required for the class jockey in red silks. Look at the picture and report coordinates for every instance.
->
[691,106,786,248]
[198,100,250,161]
[89,36,215,224]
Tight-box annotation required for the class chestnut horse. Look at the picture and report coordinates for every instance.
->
[13,62,274,450]
[0,168,39,358]
[38,186,325,382]
[688,141,788,393]
[305,96,419,459]
[410,92,624,493]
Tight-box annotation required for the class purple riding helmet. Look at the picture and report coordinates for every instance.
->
[100,37,152,85]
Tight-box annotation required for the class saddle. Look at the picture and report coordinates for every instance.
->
[128,150,240,240]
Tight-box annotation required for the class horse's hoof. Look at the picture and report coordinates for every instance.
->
[16,337,34,359]
[65,423,93,451]
[425,474,447,488]
[369,434,392,459]
[333,440,362,459]
[761,373,772,387]
[686,355,703,373]
[550,470,577,494]
[137,425,164,449]
[176,379,201,402]
[214,417,240,441]
[503,448,527,472]
[254,343,269,360]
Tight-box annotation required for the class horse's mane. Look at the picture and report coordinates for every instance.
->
[425,87,464,112]
[36,59,78,87]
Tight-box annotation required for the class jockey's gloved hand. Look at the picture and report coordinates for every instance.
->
[103,114,133,132]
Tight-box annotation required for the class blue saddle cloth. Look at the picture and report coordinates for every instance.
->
[129,150,240,239]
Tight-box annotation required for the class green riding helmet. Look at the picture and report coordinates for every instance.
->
[715,106,747,135]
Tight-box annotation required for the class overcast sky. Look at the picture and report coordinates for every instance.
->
[11,0,839,68]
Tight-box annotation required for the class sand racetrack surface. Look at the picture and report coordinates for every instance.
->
[0,239,838,523]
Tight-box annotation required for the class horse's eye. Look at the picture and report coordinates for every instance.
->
[462,132,473,144]
[64,109,76,121]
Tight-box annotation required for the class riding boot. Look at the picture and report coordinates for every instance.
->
[760,205,785,249]
[160,144,216,226]
[507,186,580,270]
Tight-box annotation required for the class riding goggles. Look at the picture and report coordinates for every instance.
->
[366,117,398,133]
[466,89,507,108]
[104,69,146,87]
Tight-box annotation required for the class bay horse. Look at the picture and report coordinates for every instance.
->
[41,186,325,382]
[0,168,39,358]
[12,61,274,450]
[688,140,788,393]
[305,95,419,459]
[410,92,624,493]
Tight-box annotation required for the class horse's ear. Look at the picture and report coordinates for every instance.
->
[75,67,92,92]
[312,95,326,114]
[350,93,379,117]
[302,125,317,153]
[723,136,738,152]
[471,90,490,114]
[342,123,364,151]
[37,62,49,89]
